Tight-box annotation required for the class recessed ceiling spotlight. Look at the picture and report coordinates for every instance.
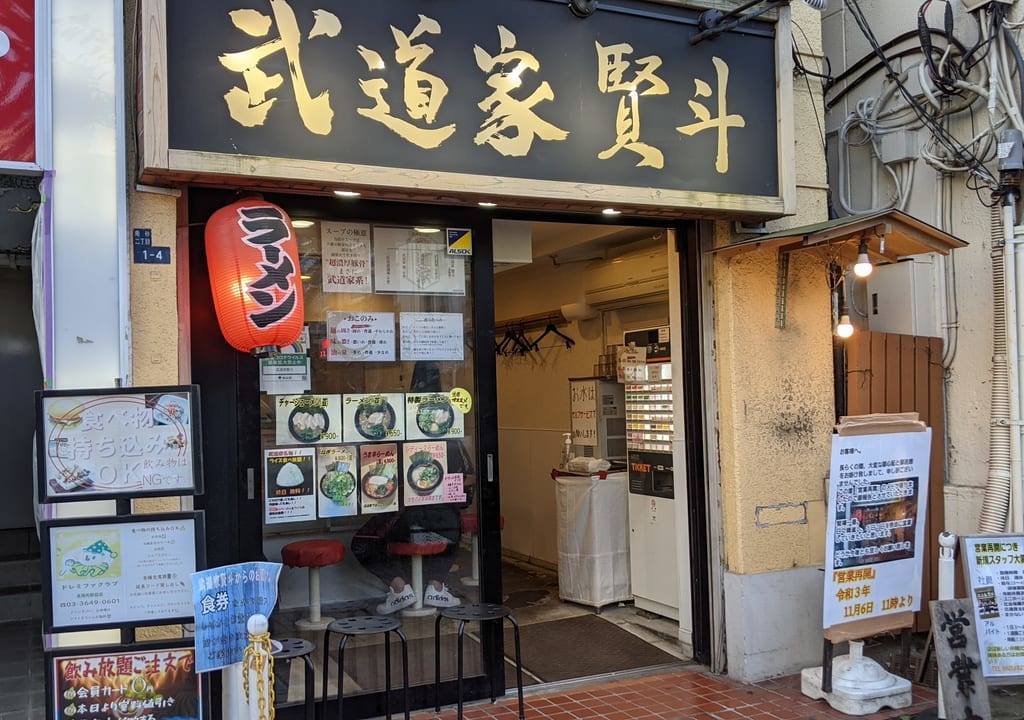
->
[291,219,315,229]
[602,208,621,216]
[333,190,360,197]
[414,227,441,234]
[478,201,497,208]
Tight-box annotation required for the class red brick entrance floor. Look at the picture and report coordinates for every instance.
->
[414,668,937,720]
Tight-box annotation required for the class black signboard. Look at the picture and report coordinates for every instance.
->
[36,385,203,503]
[162,0,780,199]
[46,640,206,720]
[41,511,206,633]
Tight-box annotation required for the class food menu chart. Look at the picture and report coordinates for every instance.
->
[624,381,674,453]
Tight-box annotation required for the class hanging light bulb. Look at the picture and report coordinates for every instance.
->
[853,238,873,278]
[836,313,855,338]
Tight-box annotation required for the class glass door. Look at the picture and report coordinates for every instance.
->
[189,191,502,719]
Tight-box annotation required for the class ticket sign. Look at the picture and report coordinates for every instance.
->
[191,561,281,673]
[47,642,202,720]
[962,534,1024,680]
[36,386,203,502]
[823,430,932,629]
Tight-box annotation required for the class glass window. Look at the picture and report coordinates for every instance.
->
[259,219,482,703]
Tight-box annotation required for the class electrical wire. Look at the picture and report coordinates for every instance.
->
[843,0,998,188]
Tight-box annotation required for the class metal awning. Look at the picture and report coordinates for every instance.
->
[711,209,967,265]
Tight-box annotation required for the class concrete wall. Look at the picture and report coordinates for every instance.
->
[714,3,833,680]
[821,0,1009,536]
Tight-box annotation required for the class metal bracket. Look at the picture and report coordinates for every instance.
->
[775,250,790,329]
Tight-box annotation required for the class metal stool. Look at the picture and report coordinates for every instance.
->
[322,615,409,720]
[433,603,524,720]
[271,637,316,720]
[281,539,345,630]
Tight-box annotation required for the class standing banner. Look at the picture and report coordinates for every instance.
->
[823,414,931,635]
[960,534,1024,681]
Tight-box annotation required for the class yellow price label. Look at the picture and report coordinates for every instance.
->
[449,387,473,414]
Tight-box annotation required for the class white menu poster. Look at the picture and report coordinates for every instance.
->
[373,227,466,295]
[321,221,372,293]
[360,443,400,513]
[265,447,317,524]
[327,311,396,362]
[275,394,343,445]
[45,514,199,631]
[962,534,1024,680]
[402,441,449,506]
[342,392,406,443]
[317,445,359,518]
[406,391,464,440]
[400,312,464,361]
[823,429,931,629]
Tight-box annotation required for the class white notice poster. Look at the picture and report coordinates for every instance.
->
[962,534,1024,679]
[46,514,199,631]
[321,222,372,293]
[823,429,931,629]
[400,312,464,361]
[327,311,396,362]
[373,227,466,295]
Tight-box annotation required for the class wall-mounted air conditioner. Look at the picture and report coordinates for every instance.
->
[583,246,669,309]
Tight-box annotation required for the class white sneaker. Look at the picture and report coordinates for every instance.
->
[376,585,416,614]
[423,583,460,608]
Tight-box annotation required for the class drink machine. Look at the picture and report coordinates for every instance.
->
[623,327,679,620]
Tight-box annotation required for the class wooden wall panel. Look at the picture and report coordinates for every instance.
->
[845,332,946,631]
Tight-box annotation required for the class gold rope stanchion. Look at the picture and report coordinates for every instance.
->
[244,615,276,720]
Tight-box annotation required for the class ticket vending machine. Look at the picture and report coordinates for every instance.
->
[623,327,679,620]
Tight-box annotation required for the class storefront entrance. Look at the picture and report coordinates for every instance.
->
[188,189,709,718]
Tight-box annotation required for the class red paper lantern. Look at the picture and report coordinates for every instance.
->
[205,198,305,355]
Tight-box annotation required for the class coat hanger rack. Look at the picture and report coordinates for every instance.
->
[494,309,575,355]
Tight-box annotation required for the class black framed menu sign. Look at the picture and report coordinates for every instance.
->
[41,512,206,633]
[35,385,203,502]
[46,640,205,720]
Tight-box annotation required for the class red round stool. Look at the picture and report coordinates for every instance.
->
[387,539,448,617]
[459,513,504,587]
[281,539,345,630]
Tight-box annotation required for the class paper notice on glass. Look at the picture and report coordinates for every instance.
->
[265,447,317,524]
[443,473,467,504]
[823,429,931,629]
[342,392,405,443]
[275,394,343,445]
[327,311,396,362]
[373,227,466,295]
[403,441,448,506]
[406,391,464,440]
[317,445,359,518]
[322,222,372,293]
[400,312,464,361]
[962,534,1024,680]
[359,443,400,513]
[260,354,310,394]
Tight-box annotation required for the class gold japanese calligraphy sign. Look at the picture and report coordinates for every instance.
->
[141,0,795,216]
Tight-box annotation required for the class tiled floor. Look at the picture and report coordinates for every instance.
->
[412,668,938,720]
[0,620,45,719]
